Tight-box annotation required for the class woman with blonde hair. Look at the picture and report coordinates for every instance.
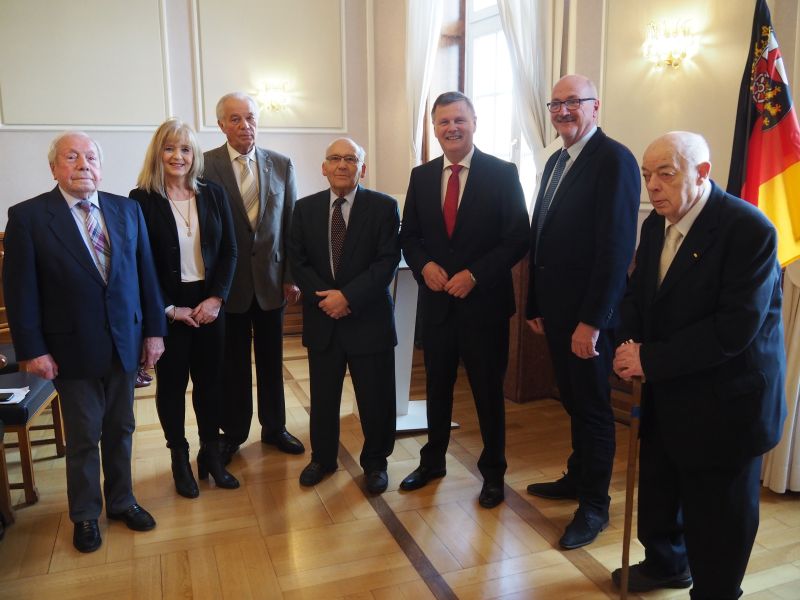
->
[131,118,239,497]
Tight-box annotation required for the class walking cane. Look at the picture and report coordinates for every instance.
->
[620,377,642,600]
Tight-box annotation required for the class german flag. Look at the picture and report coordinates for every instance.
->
[727,0,800,266]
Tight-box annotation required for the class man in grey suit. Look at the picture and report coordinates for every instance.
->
[203,92,304,462]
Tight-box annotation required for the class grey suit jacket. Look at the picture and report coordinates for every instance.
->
[203,143,297,312]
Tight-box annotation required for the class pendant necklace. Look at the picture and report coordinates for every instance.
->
[168,195,193,236]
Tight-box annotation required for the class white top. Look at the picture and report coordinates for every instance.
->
[168,195,204,283]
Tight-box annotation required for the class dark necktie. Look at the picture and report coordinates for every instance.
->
[443,164,462,238]
[331,196,346,276]
[535,149,569,259]
[77,200,111,282]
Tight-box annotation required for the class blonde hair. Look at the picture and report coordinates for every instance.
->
[136,118,204,196]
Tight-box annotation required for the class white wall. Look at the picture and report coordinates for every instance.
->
[0,0,371,229]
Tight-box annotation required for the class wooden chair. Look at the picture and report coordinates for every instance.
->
[0,345,66,505]
[0,417,14,527]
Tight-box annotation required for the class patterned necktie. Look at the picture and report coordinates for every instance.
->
[236,155,259,227]
[443,164,462,238]
[77,200,111,282]
[331,197,347,277]
[658,224,683,286]
[535,149,570,259]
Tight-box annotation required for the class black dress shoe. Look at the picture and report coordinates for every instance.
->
[559,506,609,549]
[365,470,388,494]
[478,482,505,508]
[262,430,305,455]
[73,520,101,553]
[299,461,337,486]
[526,475,578,499]
[399,466,446,491]
[107,504,156,531]
[219,439,240,466]
[612,562,692,592]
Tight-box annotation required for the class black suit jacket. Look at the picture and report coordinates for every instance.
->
[400,147,530,324]
[3,187,166,377]
[129,180,237,308]
[617,182,786,469]
[526,128,640,331]
[289,185,400,354]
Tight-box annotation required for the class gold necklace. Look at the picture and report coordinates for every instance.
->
[167,195,193,236]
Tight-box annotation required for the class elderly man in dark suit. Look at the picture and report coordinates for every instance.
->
[289,137,400,493]
[3,131,167,553]
[526,74,640,549]
[612,131,785,598]
[399,91,530,508]
[203,92,304,462]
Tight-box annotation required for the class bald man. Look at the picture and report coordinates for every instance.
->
[612,132,785,598]
[526,74,640,549]
[289,138,400,493]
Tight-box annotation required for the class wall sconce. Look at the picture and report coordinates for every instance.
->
[643,20,699,69]
[254,82,291,113]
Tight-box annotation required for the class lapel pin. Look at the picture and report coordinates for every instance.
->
[692,251,700,259]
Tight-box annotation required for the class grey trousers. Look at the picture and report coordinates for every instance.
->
[54,358,137,522]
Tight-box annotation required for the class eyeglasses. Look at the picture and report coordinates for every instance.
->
[546,98,596,113]
[326,155,360,165]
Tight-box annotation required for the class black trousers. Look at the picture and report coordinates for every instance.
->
[307,337,396,472]
[420,309,510,483]
[222,298,286,445]
[544,327,615,514]
[638,430,761,600]
[155,281,225,447]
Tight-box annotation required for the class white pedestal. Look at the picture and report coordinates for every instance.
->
[392,262,458,433]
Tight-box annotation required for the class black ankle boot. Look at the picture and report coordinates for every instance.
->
[170,446,199,498]
[197,443,240,489]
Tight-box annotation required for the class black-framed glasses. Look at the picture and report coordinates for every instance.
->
[546,98,596,113]
[326,154,360,165]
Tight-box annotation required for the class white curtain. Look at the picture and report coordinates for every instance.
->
[497,0,565,187]
[406,0,443,167]
[762,261,800,492]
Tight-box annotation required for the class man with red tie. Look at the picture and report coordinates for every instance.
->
[398,91,530,508]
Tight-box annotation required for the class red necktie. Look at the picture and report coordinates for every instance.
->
[443,164,462,238]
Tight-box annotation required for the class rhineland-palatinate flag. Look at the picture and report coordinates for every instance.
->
[727,0,800,266]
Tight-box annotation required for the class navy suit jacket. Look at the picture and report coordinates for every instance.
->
[617,182,786,469]
[526,128,640,332]
[3,187,166,378]
[129,180,237,308]
[400,147,530,325]
[289,185,400,354]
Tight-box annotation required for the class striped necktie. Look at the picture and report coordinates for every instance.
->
[77,200,111,282]
[535,149,569,259]
[237,155,259,226]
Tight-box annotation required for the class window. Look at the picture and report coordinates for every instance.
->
[424,0,536,210]
[466,0,535,209]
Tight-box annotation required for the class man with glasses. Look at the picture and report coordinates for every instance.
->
[525,75,640,549]
[204,92,305,464]
[289,138,400,492]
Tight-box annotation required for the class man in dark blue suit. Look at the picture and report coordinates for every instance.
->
[289,138,400,493]
[3,132,167,553]
[612,132,785,598]
[526,75,640,549]
[399,91,530,508]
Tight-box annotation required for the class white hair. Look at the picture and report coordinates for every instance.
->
[47,131,103,165]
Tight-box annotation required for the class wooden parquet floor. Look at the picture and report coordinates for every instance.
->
[1,335,799,599]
